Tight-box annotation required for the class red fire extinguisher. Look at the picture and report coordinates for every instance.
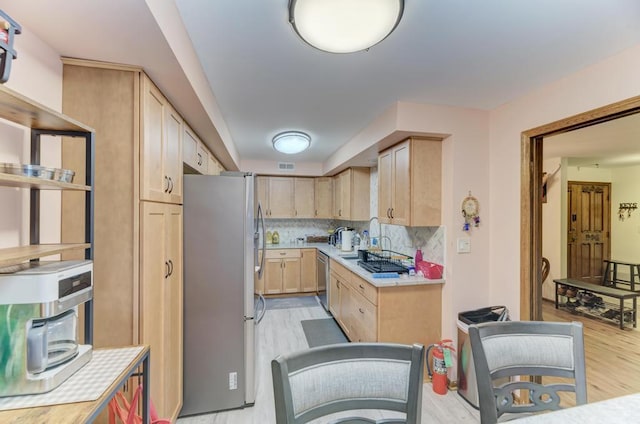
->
[426,339,455,395]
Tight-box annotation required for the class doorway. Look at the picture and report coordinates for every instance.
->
[520,96,640,321]
[567,181,611,284]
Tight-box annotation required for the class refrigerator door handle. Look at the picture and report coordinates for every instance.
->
[256,203,266,279]
[256,294,267,324]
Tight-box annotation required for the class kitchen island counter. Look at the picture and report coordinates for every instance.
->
[264,242,444,288]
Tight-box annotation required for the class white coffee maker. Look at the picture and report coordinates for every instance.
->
[0,260,94,396]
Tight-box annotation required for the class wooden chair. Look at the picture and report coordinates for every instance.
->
[541,257,550,284]
[468,321,587,424]
[271,343,425,424]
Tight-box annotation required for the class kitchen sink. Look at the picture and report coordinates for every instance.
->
[339,254,359,260]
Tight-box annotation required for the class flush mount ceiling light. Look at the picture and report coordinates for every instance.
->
[272,131,311,154]
[289,0,404,54]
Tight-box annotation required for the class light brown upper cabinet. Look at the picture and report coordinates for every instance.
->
[314,177,333,219]
[141,76,183,204]
[257,176,294,218]
[62,59,186,421]
[207,153,223,175]
[333,168,370,221]
[183,124,209,175]
[294,177,315,218]
[378,138,441,226]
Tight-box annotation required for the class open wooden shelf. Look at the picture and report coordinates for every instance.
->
[0,173,90,190]
[0,84,93,132]
[0,244,91,267]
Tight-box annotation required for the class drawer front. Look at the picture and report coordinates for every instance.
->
[329,259,352,283]
[266,249,301,259]
[351,274,378,305]
[351,292,377,342]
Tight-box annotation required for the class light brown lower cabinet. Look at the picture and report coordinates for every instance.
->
[329,271,352,339]
[263,249,301,294]
[140,201,183,420]
[300,249,317,292]
[329,259,442,356]
[259,248,319,295]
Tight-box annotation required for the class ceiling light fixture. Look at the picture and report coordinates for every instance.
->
[272,131,311,154]
[288,0,404,54]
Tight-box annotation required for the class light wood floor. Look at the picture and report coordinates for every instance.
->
[177,299,480,424]
[177,299,637,423]
[542,299,640,404]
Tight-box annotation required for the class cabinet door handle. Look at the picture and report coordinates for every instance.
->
[164,176,169,193]
[386,208,391,218]
[280,252,286,255]
[164,261,170,278]
[390,208,394,219]
[339,209,342,217]
[168,177,174,193]
[359,308,364,314]
[359,284,364,290]
[197,153,202,165]
[315,209,318,216]
[168,259,174,276]
[294,210,297,216]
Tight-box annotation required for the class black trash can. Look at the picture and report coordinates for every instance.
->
[457,306,508,408]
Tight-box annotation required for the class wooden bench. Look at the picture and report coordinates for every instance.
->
[553,278,639,330]
[602,259,640,291]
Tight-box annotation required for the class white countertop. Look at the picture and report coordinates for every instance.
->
[264,242,445,288]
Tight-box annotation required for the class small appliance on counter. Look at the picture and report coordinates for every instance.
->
[341,230,354,251]
[0,260,93,397]
[272,230,280,244]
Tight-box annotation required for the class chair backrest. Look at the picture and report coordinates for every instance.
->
[541,257,550,283]
[468,321,587,424]
[271,343,425,424]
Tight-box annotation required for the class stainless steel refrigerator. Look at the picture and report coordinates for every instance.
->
[180,172,266,417]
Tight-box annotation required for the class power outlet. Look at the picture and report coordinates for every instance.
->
[229,372,238,390]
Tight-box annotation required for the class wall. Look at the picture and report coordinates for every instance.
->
[542,162,640,296]
[329,101,492,342]
[541,157,564,300]
[610,165,640,265]
[0,25,63,251]
[489,43,640,319]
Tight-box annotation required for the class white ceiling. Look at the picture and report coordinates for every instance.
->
[545,112,640,168]
[2,0,640,167]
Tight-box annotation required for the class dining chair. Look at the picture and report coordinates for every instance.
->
[468,321,587,424]
[271,342,425,424]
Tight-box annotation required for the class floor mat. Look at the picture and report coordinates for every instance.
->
[265,296,320,310]
[300,318,349,348]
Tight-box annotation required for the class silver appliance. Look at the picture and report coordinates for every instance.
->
[0,260,93,396]
[181,172,266,417]
[317,251,329,311]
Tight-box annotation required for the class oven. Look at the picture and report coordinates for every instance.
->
[316,251,329,311]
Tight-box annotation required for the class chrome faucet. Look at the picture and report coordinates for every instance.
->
[368,217,391,251]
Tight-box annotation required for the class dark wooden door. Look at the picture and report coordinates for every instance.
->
[567,181,611,284]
